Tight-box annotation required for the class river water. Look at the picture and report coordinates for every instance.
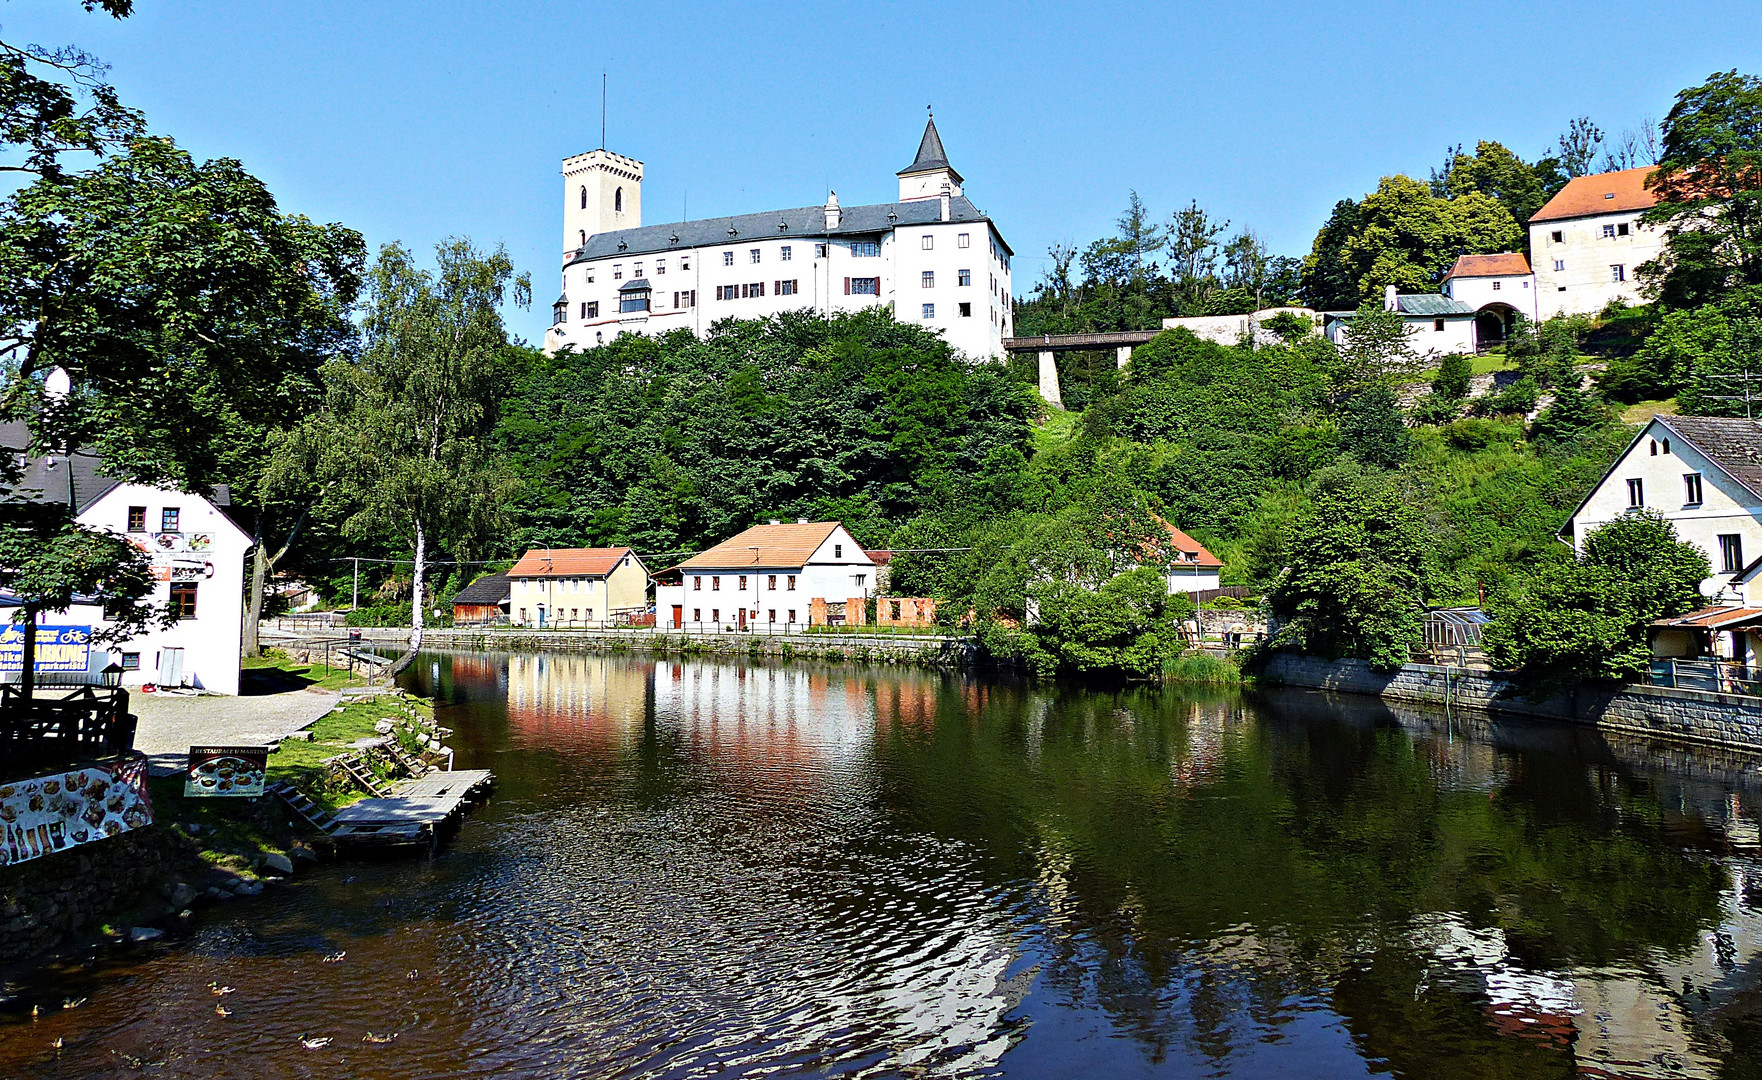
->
[7,651,1762,1077]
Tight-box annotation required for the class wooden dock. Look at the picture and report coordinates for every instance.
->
[271,769,494,853]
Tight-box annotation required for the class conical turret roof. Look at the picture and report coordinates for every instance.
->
[898,115,962,181]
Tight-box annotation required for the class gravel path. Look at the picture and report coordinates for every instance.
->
[131,685,341,776]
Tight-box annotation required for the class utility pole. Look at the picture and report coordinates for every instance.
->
[351,557,360,611]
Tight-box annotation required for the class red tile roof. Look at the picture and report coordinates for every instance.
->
[674,522,869,571]
[1164,522,1223,569]
[1529,167,1657,223]
[1443,253,1532,279]
[509,547,634,578]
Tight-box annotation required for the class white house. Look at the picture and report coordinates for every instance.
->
[654,521,876,631]
[2,421,251,695]
[1441,253,1537,345]
[544,116,1015,362]
[1323,286,1478,358]
[1163,523,1224,596]
[1529,167,1665,317]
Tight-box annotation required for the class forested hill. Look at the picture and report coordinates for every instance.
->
[493,308,1037,557]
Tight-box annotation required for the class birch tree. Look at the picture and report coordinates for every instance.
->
[323,239,527,668]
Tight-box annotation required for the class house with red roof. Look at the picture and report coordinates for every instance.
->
[1442,252,1537,344]
[1162,523,1224,596]
[1528,166,1663,317]
[653,520,876,630]
[508,547,649,628]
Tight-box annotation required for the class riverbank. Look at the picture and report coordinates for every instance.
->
[1258,652,1762,753]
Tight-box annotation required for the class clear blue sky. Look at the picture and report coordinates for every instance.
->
[7,0,1760,341]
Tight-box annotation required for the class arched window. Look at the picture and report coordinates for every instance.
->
[615,187,623,212]
[580,185,588,210]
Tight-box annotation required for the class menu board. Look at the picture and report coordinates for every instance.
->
[0,625,92,674]
[184,746,269,798]
[0,755,153,867]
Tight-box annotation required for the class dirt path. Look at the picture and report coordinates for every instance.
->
[130,684,341,776]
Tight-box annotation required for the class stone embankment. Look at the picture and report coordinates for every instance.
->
[287,626,978,667]
[1259,653,1762,752]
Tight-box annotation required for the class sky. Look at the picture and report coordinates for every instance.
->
[5,0,1761,342]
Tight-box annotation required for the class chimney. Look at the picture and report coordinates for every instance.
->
[796,518,810,524]
[767,519,781,526]
[1383,284,1399,312]
[939,181,951,222]
[824,191,841,231]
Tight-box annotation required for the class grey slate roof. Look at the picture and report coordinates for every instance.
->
[565,194,1001,265]
[1658,415,1762,500]
[899,116,961,180]
[0,419,233,516]
[1394,294,1476,317]
[452,572,511,606]
[618,278,652,292]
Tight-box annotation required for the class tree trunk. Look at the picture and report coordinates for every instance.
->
[243,542,268,659]
[387,521,426,682]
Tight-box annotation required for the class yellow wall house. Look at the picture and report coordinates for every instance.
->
[508,547,649,628]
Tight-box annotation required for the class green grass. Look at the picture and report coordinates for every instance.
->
[265,693,433,810]
[1622,398,1679,425]
[243,647,370,691]
[1471,353,1517,375]
[1162,652,1243,687]
[1033,405,1080,453]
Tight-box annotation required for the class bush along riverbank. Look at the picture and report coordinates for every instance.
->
[0,687,447,971]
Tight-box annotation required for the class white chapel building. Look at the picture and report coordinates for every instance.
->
[544,117,1014,362]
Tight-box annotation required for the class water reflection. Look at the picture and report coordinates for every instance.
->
[8,652,1762,1078]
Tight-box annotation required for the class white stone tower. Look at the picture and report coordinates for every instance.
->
[562,149,643,261]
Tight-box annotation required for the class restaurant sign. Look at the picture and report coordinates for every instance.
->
[0,755,153,867]
[0,625,92,674]
[184,746,269,798]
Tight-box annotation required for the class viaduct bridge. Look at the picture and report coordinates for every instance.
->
[1001,331,1159,409]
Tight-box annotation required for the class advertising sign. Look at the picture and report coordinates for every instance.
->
[184,746,269,798]
[0,625,92,674]
[0,755,153,867]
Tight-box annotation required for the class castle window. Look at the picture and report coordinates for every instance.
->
[585,268,594,283]
[845,277,879,296]
[777,280,797,296]
[633,262,643,277]
[780,246,792,262]
[681,256,691,270]
[851,241,879,258]
[921,235,934,251]
[619,288,649,313]
[615,187,623,212]
[958,232,970,248]
[579,230,586,246]
[958,269,971,286]
[922,303,935,319]
[723,251,734,266]
[959,302,972,317]
[1554,259,1565,272]
[750,248,761,264]
[655,258,665,275]
[815,244,828,257]
[921,271,935,288]
[1492,281,1501,290]
[127,506,146,532]
[613,264,622,280]
[586,302,598,318]
[1611,264,1626,282]
[580,185,588,210]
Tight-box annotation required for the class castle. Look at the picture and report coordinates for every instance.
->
[544,116,1014,361]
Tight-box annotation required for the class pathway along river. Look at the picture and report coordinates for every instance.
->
[8,652,1762,1076]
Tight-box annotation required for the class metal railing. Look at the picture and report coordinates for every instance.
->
[1649,658,1762,696]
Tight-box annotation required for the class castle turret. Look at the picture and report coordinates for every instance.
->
[897,115,964,202]
[562,149,642,261]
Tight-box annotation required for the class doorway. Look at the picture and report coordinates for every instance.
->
[672,605,683,629]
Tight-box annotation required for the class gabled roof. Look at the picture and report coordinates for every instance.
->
[564,195,999,264]
[672,521,870,572]
[0,420,236,521]
[898,115,963,182]
[1395,293,1476,317]
[452,572,511,605]
[617,278,652,292]
[508,547,637,578]
[1443,253,1533,279]
[1558,415,1762,539]
[1164,523,1224,569]
[1530,167,1657,223]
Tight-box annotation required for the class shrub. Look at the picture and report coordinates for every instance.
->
[1470,376,1540,417]
[1162,652,1242,687]
[1431,352,1473,401]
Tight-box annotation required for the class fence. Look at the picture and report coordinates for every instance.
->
[1192,587,1254,605]
[0,685,135,779]
[1649,659,1762,696]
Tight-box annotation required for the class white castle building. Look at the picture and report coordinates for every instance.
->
[544,117,1014,361]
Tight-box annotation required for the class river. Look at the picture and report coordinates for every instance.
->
[6,650,1762,1077]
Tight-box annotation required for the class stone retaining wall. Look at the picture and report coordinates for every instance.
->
[288,627,979,668]
[1260,653,1762,752]
[0,826,190,963]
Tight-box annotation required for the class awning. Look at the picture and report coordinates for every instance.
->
[1651,606,1762,631]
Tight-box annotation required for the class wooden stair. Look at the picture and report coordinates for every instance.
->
[268,780,339,836]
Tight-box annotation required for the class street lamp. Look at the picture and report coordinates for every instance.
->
[101,661,124,688]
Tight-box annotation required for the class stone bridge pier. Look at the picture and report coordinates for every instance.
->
[1006,331,1162,409]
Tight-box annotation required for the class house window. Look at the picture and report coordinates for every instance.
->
[1603,224,1617,239]
[1491,281,1501,291]
[673,291,696,308]
[834,544,842,558]
[787,575,796,591]
[890,601,902,620]
[854,575,866,588]
[921,235,934,250]
[788,609,797,623]
[693,577,702,591]
[959,302,972,317]
[723,251,735,266]
[958,269,971,286]
[851,241,879,258]
[768,609,776,623]
[845,277,880,296]
[1722,534,1746,573]
[1611,265,1626,282]
[161,507,180,533]
[1618,223,1630,236]
[739,576,747,590]
[768,575,777,590]
[815,244,828,257]
[958,232,970,248]
[1650,440,1658,456]
[1685,473,1704,504]
[127,506,146,532]
[750,248,761,264]
[169,582,198,619]
[781,245,792,261]
[776,280,798,296]
[1551,230,1563,243]
[712,577,720,591]
[921,271,935,288]
[1627,478,1645,507]
[1554,259,1565,272]
[1433,318,1445,331]
[1663,439,1671,454]
[711,608,720,623]
[120,652,140,671]
[693,608,701,622]
[923,303,935,319]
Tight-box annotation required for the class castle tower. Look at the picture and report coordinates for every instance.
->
[897,115,963,202]
[562,149,642,261]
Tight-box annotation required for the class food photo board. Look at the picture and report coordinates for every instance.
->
[184,746,269,798]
